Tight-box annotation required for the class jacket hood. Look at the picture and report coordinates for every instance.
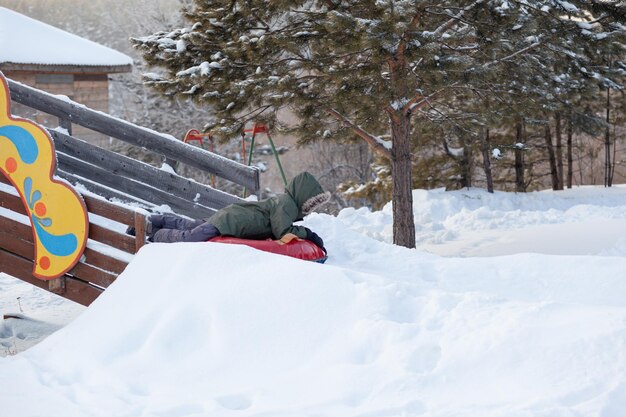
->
[286,172,328,216]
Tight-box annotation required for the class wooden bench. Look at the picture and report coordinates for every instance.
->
[0,174,146,306]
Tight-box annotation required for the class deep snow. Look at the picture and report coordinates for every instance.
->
[1,186,626,417]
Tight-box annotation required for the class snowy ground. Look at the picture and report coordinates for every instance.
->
[0,276,83,356]
[1,185,626,417]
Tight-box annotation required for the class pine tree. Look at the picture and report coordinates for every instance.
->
[496,2,626,190]
[443,1,626,192]
[132,0,626,248]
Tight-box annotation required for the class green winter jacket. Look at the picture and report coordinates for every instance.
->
[208,171,325,240]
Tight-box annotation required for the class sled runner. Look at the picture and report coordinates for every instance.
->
[208,236,327,263]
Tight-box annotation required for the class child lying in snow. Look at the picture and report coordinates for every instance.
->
[128,171,329,253]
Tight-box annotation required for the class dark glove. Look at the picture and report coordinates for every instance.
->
[305,227,326,254]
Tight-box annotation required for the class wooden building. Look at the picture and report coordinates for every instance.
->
[0,7,132,147]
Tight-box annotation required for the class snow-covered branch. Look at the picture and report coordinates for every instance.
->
[423,0,485,39]
[482,41,543,69]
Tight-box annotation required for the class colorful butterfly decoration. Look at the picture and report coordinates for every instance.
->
[0,72,88,280]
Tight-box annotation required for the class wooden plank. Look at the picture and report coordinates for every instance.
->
[57,153,216,219]
[89,223,135,254]
[50,129,241,210]
[134,212,146,253]
[68,262,117,289]
[57,170,155,209]
[0,187,27,216]
[83,194,137,225]
[82,247,128,276]
[0,248,47,291]
[7,78,260,193]
[63,276,104,306]
[0,214,32,241]
[0,230,34,259]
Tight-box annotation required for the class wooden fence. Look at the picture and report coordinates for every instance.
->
[0,77,260,305]
[0,175,145,305]
[7,78,260,216]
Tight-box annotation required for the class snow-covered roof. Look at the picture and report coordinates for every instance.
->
[0,7,132,72]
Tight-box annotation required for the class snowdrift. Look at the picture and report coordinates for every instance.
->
[3,186,626,416]
[2,233,626,417]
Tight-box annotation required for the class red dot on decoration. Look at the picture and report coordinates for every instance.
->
[5,157,17,173]
[39,256,51,270]
[35,202,47,217]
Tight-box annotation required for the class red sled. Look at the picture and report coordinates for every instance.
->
[208,236,327,263]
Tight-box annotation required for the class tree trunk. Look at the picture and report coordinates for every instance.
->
[386,45,416,248]
[481,128,494,193]
[567,114,573,189]
[460,152,471,189]
[544,125,559,190]
[605,88,612,187]
[515,121,525,192]
[612,123,617,186]
[390,115,416,248]
[554,112,564,190]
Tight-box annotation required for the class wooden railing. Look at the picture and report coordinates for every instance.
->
[0,77,261,305]
[0,175,144,306]
[6,77,260,215]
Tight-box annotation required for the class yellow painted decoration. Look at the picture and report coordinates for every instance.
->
[0,72,88,280]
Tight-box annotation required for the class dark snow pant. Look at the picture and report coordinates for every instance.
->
[149,214,220,243]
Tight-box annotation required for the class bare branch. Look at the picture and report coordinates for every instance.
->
[402,82,459,116]
[326,108,392,160]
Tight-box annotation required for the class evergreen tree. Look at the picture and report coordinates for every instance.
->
[132,0,626,248]
[434,0,626,192]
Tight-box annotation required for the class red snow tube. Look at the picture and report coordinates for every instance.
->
[208,237,327,263]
